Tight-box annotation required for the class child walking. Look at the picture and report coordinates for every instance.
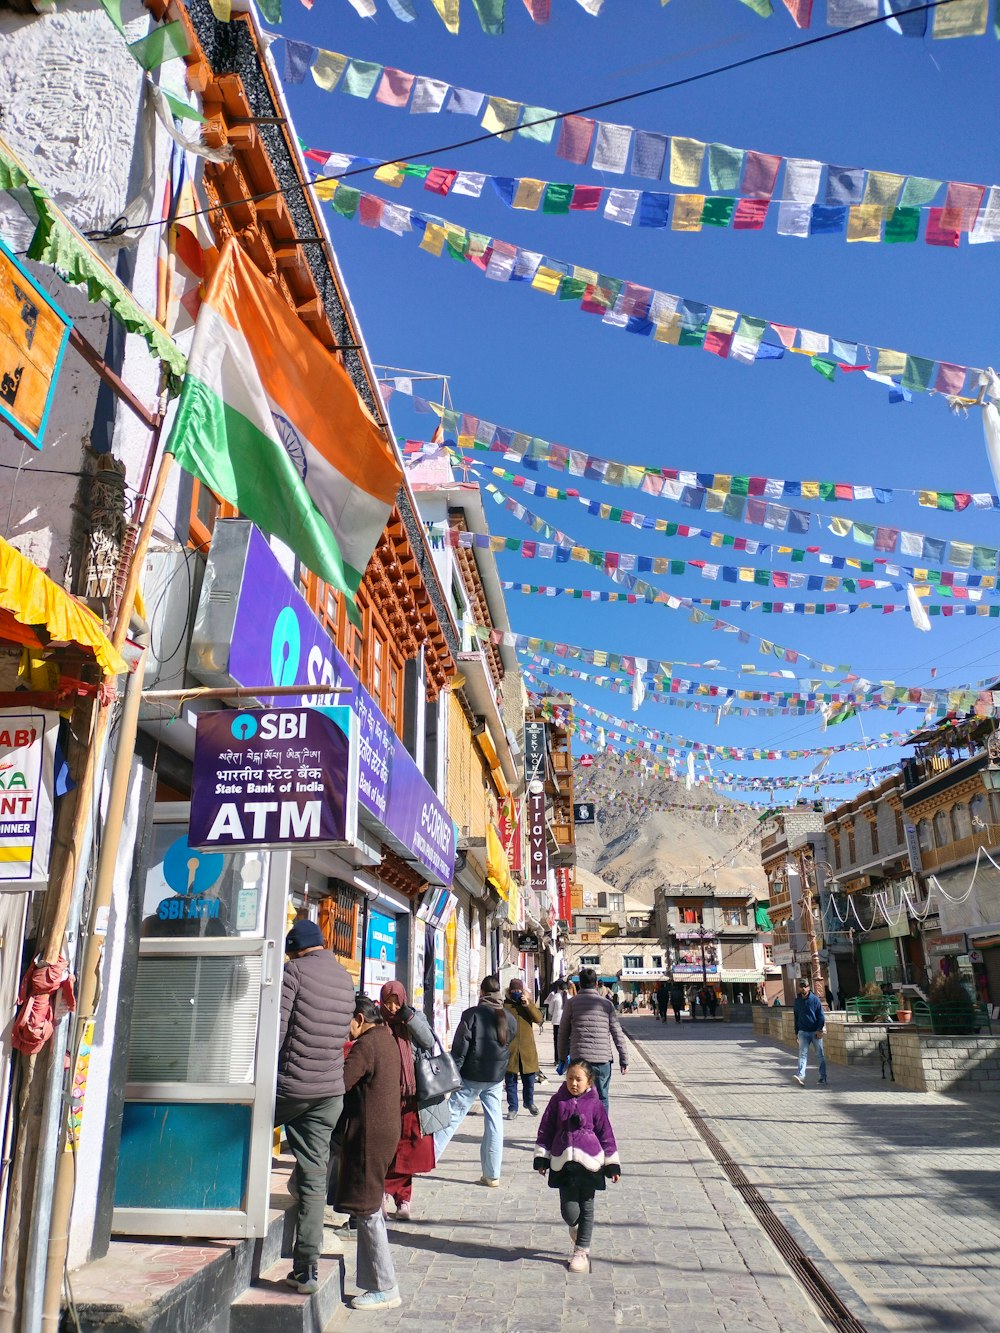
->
[533,1058,621,1273]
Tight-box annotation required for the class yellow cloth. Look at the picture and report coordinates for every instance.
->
[876,348,907,377]
[669,137,706,187]
[310,51,347,92]
[481,97,520,141]
[847,204,884,243]
[513,179,544,210]
[671,195,705,232]
[0,537,127,675]
[485,823,512,902]
[864,171,903,210]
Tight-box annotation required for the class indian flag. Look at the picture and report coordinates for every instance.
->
[167,238,401,605]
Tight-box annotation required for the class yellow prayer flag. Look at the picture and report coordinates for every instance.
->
[707,307,739,335]
[482,97,521,141]
[705,489,726,512]
[829,517,853,537]
[847,204,884,242]
[654,519,668,533]
[429,0,460,31]
[207,0,231,18]
[710,532,724,546]
[864,171,904,210]
[311,178,338,200]
[545,486,559,499]
[918,490,938,507]
[571,546,588,562]
[532,266,562,295]
[876,348,907,377]
[654,317,681,344]
[310,50,347,91]
[653,557,668,574]
[458,434,475,450]
[913,567,928,580]
[932,0,987,36]
[669,137,706,187]
[622,466,644,489]
[490,536,506,552]
[671,194,705,232]
[800,480,819,499]
[572,266,599,285]
[738,567,753,582]
[419,224,447,257]
[845,557,861,569]
[823,578,838,592]
[513,179,544,210]
[593,651,607,667]
[374,163,406,187]
[951,542,973,567]
[599,505,611,520]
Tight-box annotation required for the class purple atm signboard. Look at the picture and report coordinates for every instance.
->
[189,524,456,885]
[188,707,357,851]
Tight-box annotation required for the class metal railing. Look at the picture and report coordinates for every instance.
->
[910,1000,993,1035]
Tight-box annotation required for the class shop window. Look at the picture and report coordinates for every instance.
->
[723,907,748,927]
[869,820,880,856]
[580,954,600,966]
[318,885,359,965]
[610,893,624,912]
[846,826,856,862]
[623,955,643,969]
[933,809,950,848]
[651,954,663,968]
[597,892,607,909]
[764,944,774,964]
[188,479,237,554]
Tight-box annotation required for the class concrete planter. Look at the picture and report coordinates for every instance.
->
[888,1031,1000,1094]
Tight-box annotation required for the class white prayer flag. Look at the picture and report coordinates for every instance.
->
[592,122,633,175]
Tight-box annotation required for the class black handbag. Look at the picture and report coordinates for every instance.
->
[414,1038,462,1104]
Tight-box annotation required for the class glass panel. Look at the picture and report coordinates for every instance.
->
[141,824,269,938]
[116,1103,251,1210]
[127,954,262,1084]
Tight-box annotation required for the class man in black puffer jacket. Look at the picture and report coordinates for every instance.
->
[275,919,356,1293]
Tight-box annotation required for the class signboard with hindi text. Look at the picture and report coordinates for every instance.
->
[188,706,358,851]
[0,238,71,449]
[0,708,58,887]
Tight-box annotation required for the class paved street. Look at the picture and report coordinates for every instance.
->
[334,1022,822,1332]
[628,1017,1000,1332]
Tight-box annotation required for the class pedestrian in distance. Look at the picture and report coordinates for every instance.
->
[505,978,544,1118]
[335,995,403,1311]
[545,980,566,1065]
[704,986,719,1021]
[275,919,355,1295]
[689,987,700,1021]
[379,981,436,1220]
[534,1059,621,1274]
[669,981,685,1024]
[655,979,670,1023]
[434,975,517,1186]
[793,978,828,1087]
[557,966,629,1109]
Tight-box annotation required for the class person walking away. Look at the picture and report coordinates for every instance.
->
[534,1059,621,1274]
[336,996,403,1311]
[505,978,544,1118]
[655,980,670,1023]
[275,920,355,1295]
[545,981,566,1065]
[669,981,685,1024]
[557,967,628,1110]
[379,981,435,1219]
[688,987,699,1021]
[793,978,828,1086]
[706,987,719,1021]
[434,975,517,1186]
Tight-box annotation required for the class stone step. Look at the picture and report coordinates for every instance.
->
[229,1255,344,1333]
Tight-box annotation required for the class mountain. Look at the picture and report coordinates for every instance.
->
[572,750,767,906]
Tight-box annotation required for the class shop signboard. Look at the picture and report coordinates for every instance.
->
[771,944,795,966]
[671,963,720,976]
[188,706,358,851]
[903,822,923,875]
[523,721,545,783]
[527,781,548,896]
[516,931,540,953]
[189,524,456,884]
[364,908,397,999]
[0,707,58,887]
[0,238,72,449]
[573,801,596,824]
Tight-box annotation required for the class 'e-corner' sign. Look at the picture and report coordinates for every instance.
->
[188,706,358,851]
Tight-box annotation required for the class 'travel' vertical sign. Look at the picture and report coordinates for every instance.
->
[527,782,548,896]
[0,238,72,449]
[0,707,58,887]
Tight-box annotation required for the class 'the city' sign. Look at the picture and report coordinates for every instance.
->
[188,706,358,851]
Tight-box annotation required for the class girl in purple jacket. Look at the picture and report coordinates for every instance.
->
[533,1059,621,1273]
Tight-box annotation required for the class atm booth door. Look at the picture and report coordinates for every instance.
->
[113,805,289,1238]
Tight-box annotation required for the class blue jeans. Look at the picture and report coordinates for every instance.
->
[797,1031,827,1082]
[591,1060,613,1110]
[433,1079,504,1181]
[504,1070,536,1112]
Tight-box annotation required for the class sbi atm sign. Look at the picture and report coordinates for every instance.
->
[188,706,358,851]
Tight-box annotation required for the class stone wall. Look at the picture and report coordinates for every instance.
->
[890,1032,1000,1094]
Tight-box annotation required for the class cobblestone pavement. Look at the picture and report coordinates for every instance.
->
[333,1022,823,1332]
[629,1016,1000,1333]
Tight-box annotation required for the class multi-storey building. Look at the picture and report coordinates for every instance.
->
[760,803,830,1004]
[654,877,777,1004]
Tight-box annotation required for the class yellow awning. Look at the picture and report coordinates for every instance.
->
[486,822,513,902]
[0,537,128,676]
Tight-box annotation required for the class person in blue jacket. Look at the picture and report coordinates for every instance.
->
[793,978,827,1086]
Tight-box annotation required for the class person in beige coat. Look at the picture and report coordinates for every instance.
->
[504,979,543,1118]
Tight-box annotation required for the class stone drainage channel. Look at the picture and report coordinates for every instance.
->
[629,1035,869,1333]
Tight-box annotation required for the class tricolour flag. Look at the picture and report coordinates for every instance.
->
[168,238,401,607]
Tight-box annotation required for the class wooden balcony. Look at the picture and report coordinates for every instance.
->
[918,826,1000,873]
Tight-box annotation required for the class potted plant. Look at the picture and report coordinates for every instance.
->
[894,997,913,1024]
[927,972,977,1035]
[860,981,889,1022]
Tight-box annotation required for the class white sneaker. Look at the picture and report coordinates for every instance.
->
[568,1248,590,1274]
[793,1074,805,1087]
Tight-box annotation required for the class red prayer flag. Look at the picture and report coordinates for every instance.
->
[925,208,960,248]
[555,116,596,165]
[522,0,551,19]
[941,181,985,232]
[703,331,734,358]
[782,0,813,25]
[748,477,767,496]
[424,167,458,195]
[741,151,781,199]
[570,185,603,211]
[834,483,853,499]
[733,198,769,230]
[358,195,384,228]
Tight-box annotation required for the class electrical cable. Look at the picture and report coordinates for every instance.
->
[84,0,963,241]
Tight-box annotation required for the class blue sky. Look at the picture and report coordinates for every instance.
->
[269,0,1000,805]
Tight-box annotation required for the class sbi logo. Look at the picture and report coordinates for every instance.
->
[271,607,301,686]
[230,713,258,741]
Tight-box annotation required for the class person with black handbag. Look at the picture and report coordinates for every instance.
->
[379,980,436,1220]
[433,975,517,1187]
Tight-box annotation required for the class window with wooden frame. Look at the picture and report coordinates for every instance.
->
[188,479,238,554]
[299,571,371,680]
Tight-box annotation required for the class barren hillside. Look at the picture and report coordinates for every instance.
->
[572,751,767,906]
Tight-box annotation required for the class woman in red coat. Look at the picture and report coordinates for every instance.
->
[380,980,436,1219]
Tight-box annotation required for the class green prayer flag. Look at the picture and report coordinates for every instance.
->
[708,144,744,193]
[256,0,281,20]
[973,546,998,572]
[609,507,623,522]
[792,549,805,563]
[446,232,470,261]
[754,569,770,586]
[128,20,189,69]
[505,537,519,551]
[818,482,836,501]
[542,183,573,215]
[332,186,360,218]
[885,206,920,243]
[936,493,956,511]
[671,561,685,575]
[99,0,126,33]
[810,356,837,381]
[403,163,432,180]
[902,355,935,393]
[519,106,558,145]
[723,495,745,521]
[471,0,505,32]
[678,325,707,347]
[738,0,773,11]
[900,176,941,207]
[730,476,749,497]
[161,88,205,123]
[701,196,737,228]
[558,277,587,302]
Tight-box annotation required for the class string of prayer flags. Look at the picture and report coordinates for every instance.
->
[315,149,991,250]
[320,184,983,404]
